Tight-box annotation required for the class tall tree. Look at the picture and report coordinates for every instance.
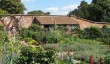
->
[69,0,110,22]
[92,0,99,4]
[0,0,26,14]
[69,0,89,19]
[78,0,88,8]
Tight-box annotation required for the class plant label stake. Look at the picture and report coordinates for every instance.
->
[90,55,94,64]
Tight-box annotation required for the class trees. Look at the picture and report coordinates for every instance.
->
[0,9,8,14]
[92,0,110,22]
[0,0,26,14]
[69,0,90,19]
[69,0,110,22]
[27,10,50,15]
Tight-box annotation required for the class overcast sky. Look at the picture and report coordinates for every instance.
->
[21,0,92,15]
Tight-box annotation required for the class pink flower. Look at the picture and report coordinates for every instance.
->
[21,40,28,45]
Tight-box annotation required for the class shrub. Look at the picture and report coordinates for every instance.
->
[20,28,30,38]
[83,26,102,39]
[101,25,110,37]
[28,24,39,31]
[28,24,44,31]
[96,38,110,44]
[43,30,62,43]
[74,27,83,38]
[20,24,46,43]
[14,46,56,64]
[104,56,110,64]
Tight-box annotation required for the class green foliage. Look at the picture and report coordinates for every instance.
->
[83,26,102,39]
[23,38,38,45]
[0,9,8,14]
[45,38,103,52]
[74,27,83,38]
[28,24,45,43]
[80,61,86,64]
[69,0,90,19]
[20,28,30,38]
[28,10,50,15]
[1,23,110,64]
[97,38,110,44]
[0,30,8,43]
[0,25,4,31]
[1,40,22,64]
[44,43,110,63]
[43,30,62,43]
[57,43,109,63]
[20,28,38,42]
[101,25,110,36]
[0,9,8,18]
[0,0,26,14]
[104,56,110,64]
[20,24,66,44]
[28,24,44,31]
[20,24,110,45]
[73,44,109,63]
[0,28,56,64]
[73,26,110,44]
[69,0,110,22]
[75,38,103,44]
[96,25,110,44]
[14,46,56,64]
[55,59,65,64]
[20,24,46,43]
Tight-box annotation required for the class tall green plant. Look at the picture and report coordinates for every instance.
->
[0,33,22,64]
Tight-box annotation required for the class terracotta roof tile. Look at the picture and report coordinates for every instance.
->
[71,16,110,29]
[35,16,78,25]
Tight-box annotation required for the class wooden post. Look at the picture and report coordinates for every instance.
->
[90,55,94,64]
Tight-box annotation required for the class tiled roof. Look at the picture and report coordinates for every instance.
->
[35,16,78,25]
[71,16,110,29]
[0,15,110,29]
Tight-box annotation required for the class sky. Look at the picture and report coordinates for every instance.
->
[21,0,92,15]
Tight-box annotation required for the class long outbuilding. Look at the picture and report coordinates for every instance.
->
[0,14,110,30]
